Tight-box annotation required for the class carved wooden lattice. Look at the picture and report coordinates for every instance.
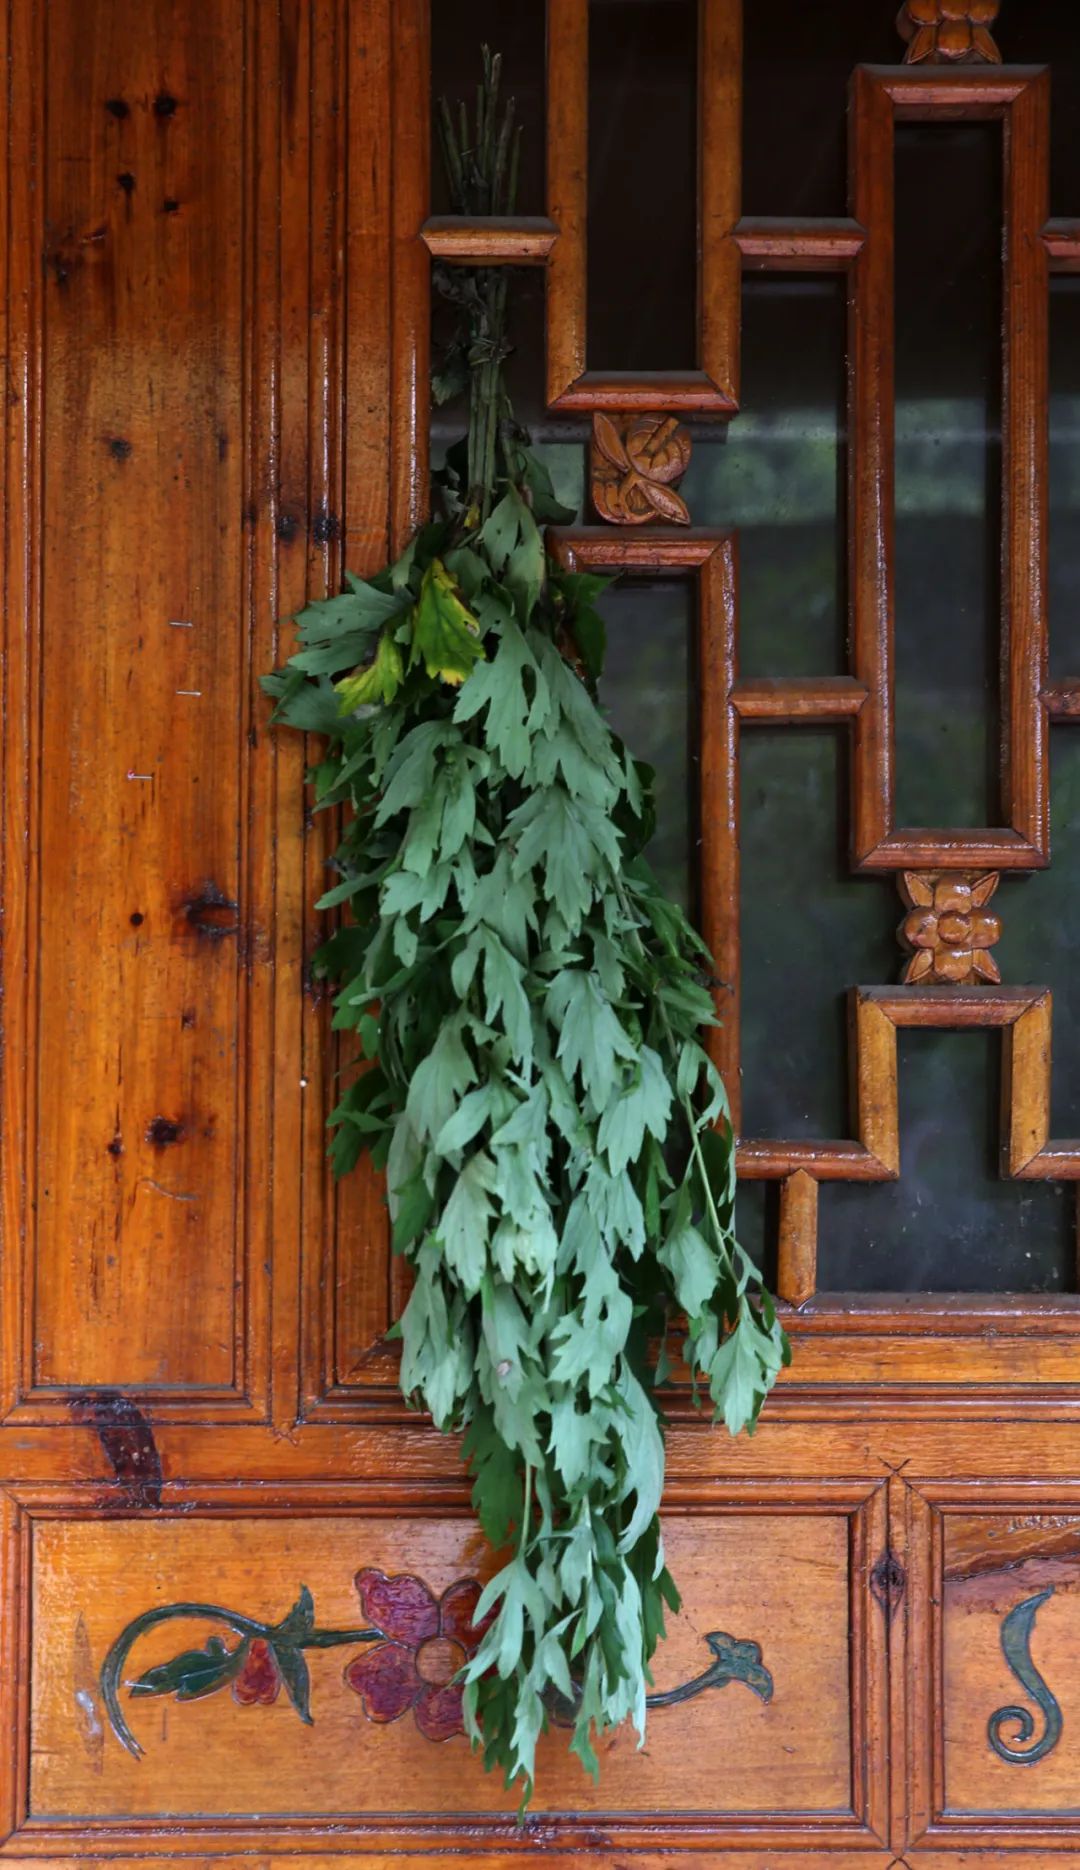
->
[414,0,1080,1329]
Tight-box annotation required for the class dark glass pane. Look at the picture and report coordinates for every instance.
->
[822,1034,1071,1294]
[734,1181,770,1280]
[586,0,696,370]
[820,732,1080,1297]
[743,0,895,218]
[430,1,545,214]
[430,1,553,443]
[1048,278,1080,679]
[997,730,1080,1139]
[744,0,1074,219]
[682,276,844,675]
[1004,2,1080,212]
[598,580,694,913]
[739,731,895,1139]
[893,122,1001,830]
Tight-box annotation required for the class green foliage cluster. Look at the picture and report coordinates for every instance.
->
[263,442,787,1801]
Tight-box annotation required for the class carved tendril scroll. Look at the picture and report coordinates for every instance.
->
[591,413,693,526]
[896,0,1002,65]
[988,1586,1063,1765]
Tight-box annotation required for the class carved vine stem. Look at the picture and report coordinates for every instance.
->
[101,1594,773,1757]
[100,1599,382,1758]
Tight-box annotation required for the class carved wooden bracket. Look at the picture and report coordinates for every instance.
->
[896,0,1002,65]
[898,871,1002,984]
[591,412,692,526]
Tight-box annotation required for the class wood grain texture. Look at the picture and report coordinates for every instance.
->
[4,4,1080,1862]
[21,0,254,1405]
[388,0,429,554]
[731,676,867,720]
[906,1489,1080,1850]
[735,217,866,270]
[778,1171,818,1308]
[18,1494,871,1844]
[848,64,895,864]
[420,216,557,263]
[544,0,588,408]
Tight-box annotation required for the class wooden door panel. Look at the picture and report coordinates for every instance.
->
[3,0,1080,1864]
[4,1483,883,1850]
[19,0,250,1404]
[903,1485,1080,1854]
[0,0,365,1428]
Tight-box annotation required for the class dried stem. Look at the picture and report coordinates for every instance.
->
[437,46,520,522]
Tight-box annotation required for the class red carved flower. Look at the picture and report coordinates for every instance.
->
[232,1637,282,1706]
[344,1570,492,1742]
[896,0,1001,64]
[899,871,1002,983]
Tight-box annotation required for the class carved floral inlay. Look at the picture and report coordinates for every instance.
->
[896,0,1001,65]
[344,1569,493,1741]
[898,871,1002,983]
[591,412,693,526]
[99,1566,773,1757]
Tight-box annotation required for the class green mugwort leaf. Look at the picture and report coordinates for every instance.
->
[334,630,404,711]
[410,558,487,686]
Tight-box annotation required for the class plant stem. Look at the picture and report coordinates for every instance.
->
[519,1462,534,1555]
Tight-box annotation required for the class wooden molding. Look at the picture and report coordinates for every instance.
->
[848,66,1050,873]
[420,216,557,264]
[735,217,866,271]
[1041,217,1080,272]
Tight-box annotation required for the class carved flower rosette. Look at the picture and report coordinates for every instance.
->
[895,0,1001,64]
[591,412,693,526]
[898,871,1002,983]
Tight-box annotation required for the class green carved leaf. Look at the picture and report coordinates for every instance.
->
[128,1633,249,1702]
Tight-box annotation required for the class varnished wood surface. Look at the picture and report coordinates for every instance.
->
[734,217,866,269]
[24,1508,857,1831]
[420,216,558,263]
[18,0,255,1403]
[4,1,1080,1862]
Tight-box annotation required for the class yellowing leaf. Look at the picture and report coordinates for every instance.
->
[334,629,404,711]
[411,559,486,686]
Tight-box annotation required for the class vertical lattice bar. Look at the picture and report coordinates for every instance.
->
[1000,68,1050,855]
[848,66,895,866]
[849,67,1051,871]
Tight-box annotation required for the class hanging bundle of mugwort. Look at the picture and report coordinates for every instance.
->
[262,47,787,1808]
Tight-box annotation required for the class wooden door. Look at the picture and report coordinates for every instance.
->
[3,0,1080,1863]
